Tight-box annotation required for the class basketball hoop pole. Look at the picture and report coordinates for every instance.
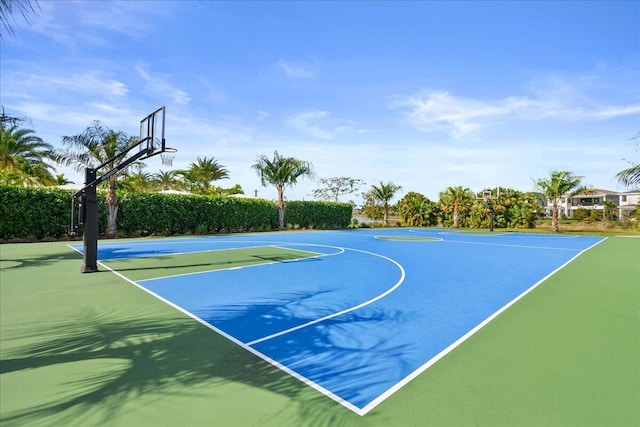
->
[81,168,99,273]
[72,144,154,273]
[487,199,495,232]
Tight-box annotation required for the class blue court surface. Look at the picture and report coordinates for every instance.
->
[74,229,605,415]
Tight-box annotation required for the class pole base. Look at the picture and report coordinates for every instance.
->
[81,264,99,273]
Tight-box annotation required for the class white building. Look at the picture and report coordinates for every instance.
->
[544,189,640,219]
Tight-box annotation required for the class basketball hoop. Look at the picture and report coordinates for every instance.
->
[160,147,177,167]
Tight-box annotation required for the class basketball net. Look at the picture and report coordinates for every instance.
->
[160,147,177,167]
[161,153,175,167]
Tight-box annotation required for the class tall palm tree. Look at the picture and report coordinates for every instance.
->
[0,122,56,185]
[54,121,139,237]
[183,156,229,194]
[370,181,402,225]
[252,150,315,229]
[154,170,180,191]
[438,186,474,229]
[534,170,591,232]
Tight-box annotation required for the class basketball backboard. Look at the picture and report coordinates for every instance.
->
[139,106,166,157]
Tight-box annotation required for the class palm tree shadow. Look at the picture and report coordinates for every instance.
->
[1,291,411,426]
[0,251,82,270]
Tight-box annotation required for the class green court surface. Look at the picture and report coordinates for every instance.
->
[1,234,638,427]
[98,245,320,282]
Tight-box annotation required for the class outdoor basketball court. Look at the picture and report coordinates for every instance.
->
[68,229,605,415]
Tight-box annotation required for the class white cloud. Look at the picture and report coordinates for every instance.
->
[393,80,640,137]
[135,65,190,105]
[257,111,271,121]
[287,110,333,139]
[286,109,367,140]
[392,91,514,137]
[271,59,318,80]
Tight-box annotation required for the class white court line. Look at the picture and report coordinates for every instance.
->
[96,241,295,261]
[67,240,399,416]
[65,243,363,415]
[440,239,583,251]
[246,246,406,346]
[357,236,608,415]
[135,244,343,282]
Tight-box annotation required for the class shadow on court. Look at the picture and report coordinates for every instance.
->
[0,251,82,270]
[0,297,394,426]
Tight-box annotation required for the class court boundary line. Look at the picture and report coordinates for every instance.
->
[409,229,581,239]
[358,235,608,415]
[66,233,606,417]
[441,240,584,251]
[67,242,406,416]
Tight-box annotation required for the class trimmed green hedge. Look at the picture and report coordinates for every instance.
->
[284,200,352,229]
[0,186,75,240]
[0,186,352,240]
[117,193,279,235]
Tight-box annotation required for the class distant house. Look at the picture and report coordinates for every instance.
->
[542,189,640,219]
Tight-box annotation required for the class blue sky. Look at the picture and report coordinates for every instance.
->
[2,0,639,202]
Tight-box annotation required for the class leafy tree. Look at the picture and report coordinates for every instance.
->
[312,176,365,202]
[0,121,56,186]
[182,156,229,194]
[55,121,140,237]
[466,188,537,229]
[360,190,384,222]
[397,191,437,226]
[534,170,591,232]
[252,150,315,229]
[370,181,402,225]
[438,186,474,228]
[601,200,618,223]
[508,203,536,228]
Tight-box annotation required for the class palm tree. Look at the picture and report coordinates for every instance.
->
[616,132,640,188]
[616,164,640,188]
[183,156,229,194]
[509,203,536,228]
[120,171,155,193]
[438,186,474,229]
[534,170,591,232]
[0,0,39,40]
[0,122,56,185]
[370,181,402,225]
[54,121,139,237]
[154,170,180,191]
[54,173,74,185]
[252,150,315,229]
[397,191,436,226]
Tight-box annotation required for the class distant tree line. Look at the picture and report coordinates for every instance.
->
[1,114,637,236]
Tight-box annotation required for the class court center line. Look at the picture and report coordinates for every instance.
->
[245,246,406,347]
